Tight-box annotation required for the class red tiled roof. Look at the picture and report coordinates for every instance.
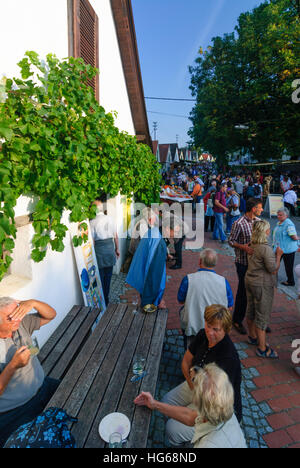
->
[159,144,170,163]
[201,153,212,160]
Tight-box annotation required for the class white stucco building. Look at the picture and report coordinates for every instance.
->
[0,0,151,345]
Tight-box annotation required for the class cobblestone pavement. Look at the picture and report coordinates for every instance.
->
[109,216,300,449]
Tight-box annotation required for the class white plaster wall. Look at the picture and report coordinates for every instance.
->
[2,197,82,347]
[89,0,136,135]
[12,224,83,348]
[0,0,69,80]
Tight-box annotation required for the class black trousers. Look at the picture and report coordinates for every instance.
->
[174,236,185,267]
[232,263,248,325]
[281,252,296,285]
[205,215,215,232]
[284,202,296,217]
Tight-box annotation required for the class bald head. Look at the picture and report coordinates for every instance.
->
[199,249,217,268]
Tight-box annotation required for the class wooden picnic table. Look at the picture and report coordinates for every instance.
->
[46,303,168,448]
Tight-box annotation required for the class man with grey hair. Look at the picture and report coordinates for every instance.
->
[177,249,234,349]
[0,297,58,447]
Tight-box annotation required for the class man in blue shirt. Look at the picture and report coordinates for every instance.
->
[177,248,233,349]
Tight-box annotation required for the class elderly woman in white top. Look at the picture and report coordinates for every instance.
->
[134,363,246,448]
[90,196,120,307]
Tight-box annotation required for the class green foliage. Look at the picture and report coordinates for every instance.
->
[0,52,160,279]
[189,0,300,164]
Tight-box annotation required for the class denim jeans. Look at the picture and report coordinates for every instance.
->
[226,215,240,234]
[0,377,60,447]
[213,212,226,241]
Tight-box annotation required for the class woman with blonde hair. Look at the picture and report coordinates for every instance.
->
[245,219,283,359]
[134,363,246,448]
[136,305,242,446]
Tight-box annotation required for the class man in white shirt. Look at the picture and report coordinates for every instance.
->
[235,176,244,196]
[283,185,298,217]
[194,175,204,187]
[177,249,233,349]
[90,197,120,306]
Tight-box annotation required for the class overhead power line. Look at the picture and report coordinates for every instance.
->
[145,96,196,102]
[147,110,190,119]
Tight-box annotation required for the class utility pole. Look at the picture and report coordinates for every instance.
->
[153,122,158,140]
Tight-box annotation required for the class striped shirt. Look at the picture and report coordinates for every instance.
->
[229,215,257,265]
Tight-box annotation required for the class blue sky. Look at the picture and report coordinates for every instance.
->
[131,0,265,147]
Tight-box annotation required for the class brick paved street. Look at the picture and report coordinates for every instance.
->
[111,214,300,448]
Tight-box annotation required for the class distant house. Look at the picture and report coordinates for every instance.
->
[179,147,192,163]
[199,153,213,162]
[179,148,186,162]
[159,144,172,171]
[170,144,180,163]
[191,150,199,162]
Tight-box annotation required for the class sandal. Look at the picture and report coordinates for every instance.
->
[248,336,258,346]
[256,346,279,359]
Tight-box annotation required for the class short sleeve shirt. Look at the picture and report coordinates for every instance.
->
[273,219,298,254]
[90,212,116,241]
[0,314,44,412]
[213,191,227,213]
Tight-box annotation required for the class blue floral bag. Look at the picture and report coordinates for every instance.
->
[4,407,78,448]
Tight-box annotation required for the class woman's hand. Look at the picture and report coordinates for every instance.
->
[244,244,254,255]
[134,392,155,410]
[275,246,284,257]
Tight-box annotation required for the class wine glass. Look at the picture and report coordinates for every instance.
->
[132,295,139,315]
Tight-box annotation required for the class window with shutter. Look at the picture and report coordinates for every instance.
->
[71,0,99,101]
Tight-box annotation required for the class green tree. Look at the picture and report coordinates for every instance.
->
[189,0,300,164]
[0,52,160,279]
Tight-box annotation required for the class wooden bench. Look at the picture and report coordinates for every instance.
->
[45,303,168,448]
[39,305,101,380]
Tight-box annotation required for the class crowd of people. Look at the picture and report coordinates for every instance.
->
[130,164,300,447]
[0,163,299,449]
